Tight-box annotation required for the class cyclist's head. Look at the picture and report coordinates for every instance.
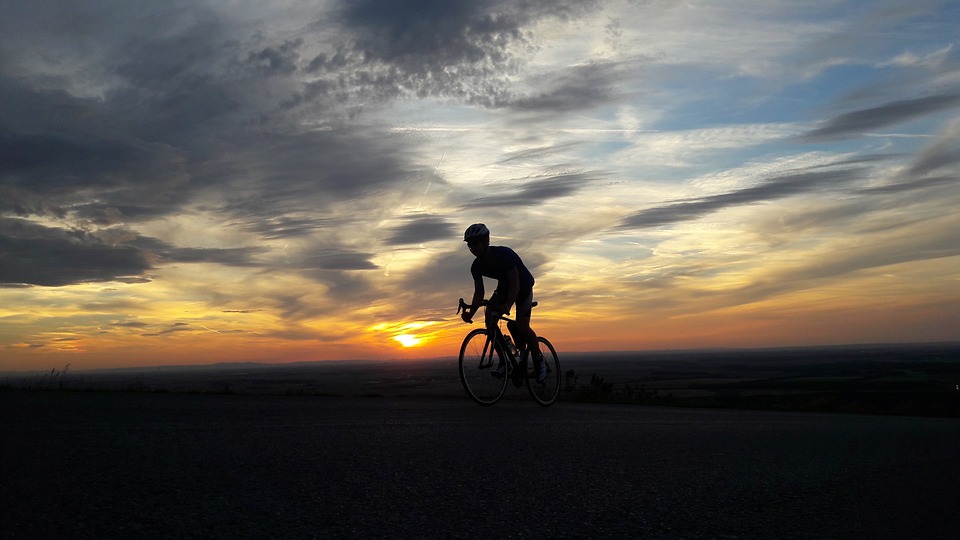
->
[463,223,489,243]
[463,223,490,253]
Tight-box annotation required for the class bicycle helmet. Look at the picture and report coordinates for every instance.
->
[463,223,489,242]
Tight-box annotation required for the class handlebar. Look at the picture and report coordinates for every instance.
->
[457,298,490,315]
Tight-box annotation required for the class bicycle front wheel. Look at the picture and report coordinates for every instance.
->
[526,337,560,406]
[459,329,508,405]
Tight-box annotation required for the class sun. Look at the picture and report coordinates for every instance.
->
[393,334,421,348]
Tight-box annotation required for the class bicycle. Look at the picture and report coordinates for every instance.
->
[456,298,561,406]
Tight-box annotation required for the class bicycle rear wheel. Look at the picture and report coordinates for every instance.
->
[526,337,560,406]
[459,329,508,405]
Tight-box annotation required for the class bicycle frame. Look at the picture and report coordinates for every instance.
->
[459,299,526,363]
[457,297,558,392]
[457,297,561,406]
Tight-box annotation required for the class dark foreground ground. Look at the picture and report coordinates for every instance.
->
[2,390,959,539]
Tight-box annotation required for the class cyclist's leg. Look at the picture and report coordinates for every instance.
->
[509,291,542,363]
[485,292,505,372]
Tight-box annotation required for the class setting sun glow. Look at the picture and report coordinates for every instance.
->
[394,335,421,348]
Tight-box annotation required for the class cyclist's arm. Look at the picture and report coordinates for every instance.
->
[463,276,485,323]
[470,275,485,309]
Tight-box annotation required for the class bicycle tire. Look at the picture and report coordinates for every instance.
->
[526,337,560,406]
[458,328,508,405]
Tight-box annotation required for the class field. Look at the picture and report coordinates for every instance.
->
[4,342,959,417]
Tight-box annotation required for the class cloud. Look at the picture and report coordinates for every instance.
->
[330,0,599,106]
[0,217,275,287]
[506,61,624,112]
[905,117,960,176]
[297,250,379,271]
[804,93,960,140]
[735,214,960,305]
[208,128,418,220]
[0,75,192,219]
[2,0,959,366]
[125,235,266,267]
[0,219,152,287]
[386,215,458,245]
[111,321,149,328]
[464,171,597,207]
[618,168,866,229]
[141,323,194,338]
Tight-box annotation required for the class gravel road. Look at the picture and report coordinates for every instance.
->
[2,391,958,539]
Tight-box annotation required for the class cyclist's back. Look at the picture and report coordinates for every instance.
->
[470,245,534,302]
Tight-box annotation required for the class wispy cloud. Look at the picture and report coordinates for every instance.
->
[804,93,960,140]
[385,215,459,245]
[464,171,598,207]
[617,168,866,229]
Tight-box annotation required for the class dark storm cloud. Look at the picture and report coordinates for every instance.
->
[0,218,269,287]
[246,39,304,77]
[0,0,605,295]
[128,236,265,267]
[464,171,595,207]
[618,168,866,229]
[0,218,152,287]
[386,215,458,245]
[208,128,416,215]
[0,75,191,218]
[0,130,189,217]
[804,93,960,140]
[339,0,521,66]
[102,10,244,144]
[331,0,599,106]
[2,3,366,223]
[162,247,265,266]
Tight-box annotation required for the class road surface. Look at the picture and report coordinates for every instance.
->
[2,391,958,538]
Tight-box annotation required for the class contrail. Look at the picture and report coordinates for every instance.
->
[416,147,447,210]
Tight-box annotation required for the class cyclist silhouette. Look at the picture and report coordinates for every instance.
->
[460,223,546,381]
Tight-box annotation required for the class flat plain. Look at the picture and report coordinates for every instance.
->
[8,342,958,416]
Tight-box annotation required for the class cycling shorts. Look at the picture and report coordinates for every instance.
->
[489,289,534,319]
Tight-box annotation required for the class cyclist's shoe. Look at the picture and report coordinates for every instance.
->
[534,355,547,383]
[491,362,506,378]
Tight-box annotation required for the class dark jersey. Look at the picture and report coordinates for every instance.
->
[471,246,535,300]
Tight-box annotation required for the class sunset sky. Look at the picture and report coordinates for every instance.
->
[2,0,959,371]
